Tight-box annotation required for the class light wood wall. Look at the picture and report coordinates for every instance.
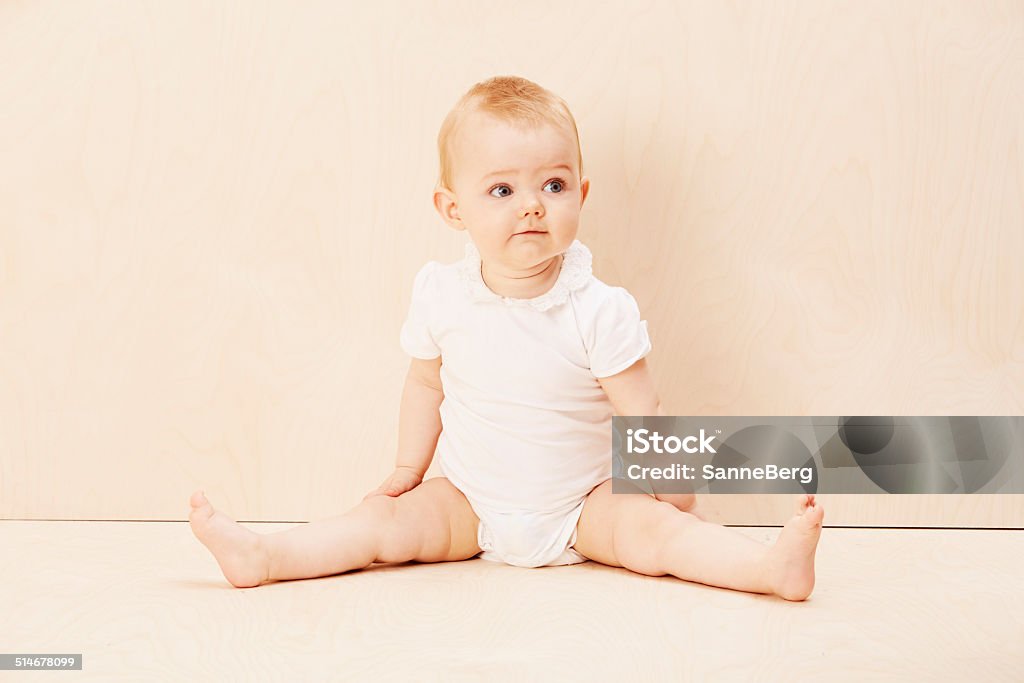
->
[1,1,1021,526]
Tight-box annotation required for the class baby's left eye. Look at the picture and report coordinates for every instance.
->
[544,179,566,193]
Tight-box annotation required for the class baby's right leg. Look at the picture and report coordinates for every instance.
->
[188,477,480,588]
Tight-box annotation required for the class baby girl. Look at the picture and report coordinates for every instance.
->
[189,76,824,601]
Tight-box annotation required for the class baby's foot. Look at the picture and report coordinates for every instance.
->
[765,494,824,601]
[188,491,272,588]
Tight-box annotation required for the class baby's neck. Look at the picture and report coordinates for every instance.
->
[480,254,564,300]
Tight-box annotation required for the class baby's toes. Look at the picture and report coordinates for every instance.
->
[793,494,813,514]
[796,495,824,527]
[189,490,214,522]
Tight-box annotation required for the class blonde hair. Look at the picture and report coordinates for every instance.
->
[436,76,583,191]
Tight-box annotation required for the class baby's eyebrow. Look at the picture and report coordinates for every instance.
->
[482,164,573,180]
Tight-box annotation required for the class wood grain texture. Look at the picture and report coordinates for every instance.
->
[0,1,1021,523]
[1,520,1022,680]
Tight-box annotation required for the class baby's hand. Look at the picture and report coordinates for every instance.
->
[363,466,423,500]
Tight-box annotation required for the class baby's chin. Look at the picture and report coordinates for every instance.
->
[504,237,565,260]
[505,230,576,251]
[487,248,557,272]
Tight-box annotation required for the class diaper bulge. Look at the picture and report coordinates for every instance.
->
[474,503,588,568]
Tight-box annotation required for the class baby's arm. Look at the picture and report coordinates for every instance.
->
[596,358,663,416]
[598,359,697,512]
[365,356,444,499]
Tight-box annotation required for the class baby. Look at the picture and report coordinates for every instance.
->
[189,76,824,601]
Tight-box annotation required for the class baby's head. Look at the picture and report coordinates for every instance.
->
[433,76,590,272]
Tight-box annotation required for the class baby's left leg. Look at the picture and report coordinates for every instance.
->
[573,481,824,601]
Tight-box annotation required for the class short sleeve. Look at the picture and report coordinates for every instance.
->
[399,262,441,359]
[586,287,652,378]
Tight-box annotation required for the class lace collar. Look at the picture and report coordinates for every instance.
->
[457,239,593,311]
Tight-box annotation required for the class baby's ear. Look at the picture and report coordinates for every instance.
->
[433,186,465,231]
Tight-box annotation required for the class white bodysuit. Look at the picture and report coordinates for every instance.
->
[399,240,652,567]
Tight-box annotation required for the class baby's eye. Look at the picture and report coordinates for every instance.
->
[544,179,566,193]
[489,184,512,198]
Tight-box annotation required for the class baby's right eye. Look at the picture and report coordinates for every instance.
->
[489,184,512,198]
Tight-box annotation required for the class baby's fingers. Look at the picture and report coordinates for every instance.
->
[363,485,392,501]
[367,484,402,499]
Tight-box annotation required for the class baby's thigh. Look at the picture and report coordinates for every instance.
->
[382,477,480,563]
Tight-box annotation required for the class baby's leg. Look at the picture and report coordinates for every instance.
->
[188,478,480,588]
[573,481,823,601]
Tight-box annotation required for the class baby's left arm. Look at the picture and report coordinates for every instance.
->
[596,358,663,417]
[599,359,698,512]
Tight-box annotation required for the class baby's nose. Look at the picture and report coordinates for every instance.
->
[518,197,545,217]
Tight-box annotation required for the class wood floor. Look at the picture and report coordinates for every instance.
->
[2,521,1022,681]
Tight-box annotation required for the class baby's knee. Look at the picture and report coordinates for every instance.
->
[653,491,696,513]
[357,493,398,524]
[351,496,403,557]
[615,501,697,573]
[361,494,436,563]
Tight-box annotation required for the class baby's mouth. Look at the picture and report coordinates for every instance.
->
[514,230,547,236]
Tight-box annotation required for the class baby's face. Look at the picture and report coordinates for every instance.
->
[438,110,589,272]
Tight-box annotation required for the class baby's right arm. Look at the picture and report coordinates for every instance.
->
[364,356,444,499]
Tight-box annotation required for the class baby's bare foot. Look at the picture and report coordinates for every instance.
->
[188,491,272,588]
[766,494,824,601]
